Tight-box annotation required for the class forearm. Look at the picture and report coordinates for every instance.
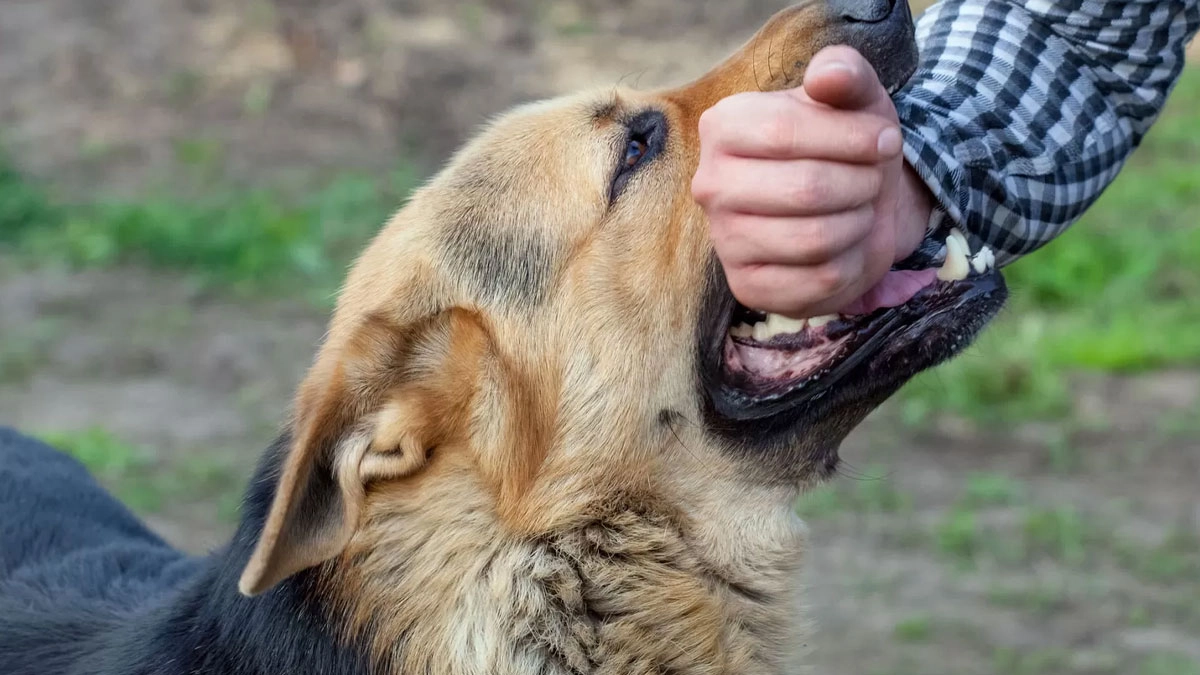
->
[895,0,1200,266]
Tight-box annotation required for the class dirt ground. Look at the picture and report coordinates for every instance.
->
[1,0,795,196]
[1,1,1198,673]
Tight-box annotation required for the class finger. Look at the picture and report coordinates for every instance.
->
[703,93,902,163]
[711,205,876,267]
[727,249,867,318]
[798,46,888,112]
[704,157,883,217]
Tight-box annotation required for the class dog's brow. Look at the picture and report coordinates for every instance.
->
[440,225,556,309]
[589,97,621,124]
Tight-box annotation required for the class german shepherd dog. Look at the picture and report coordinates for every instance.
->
[0,1,1006,673]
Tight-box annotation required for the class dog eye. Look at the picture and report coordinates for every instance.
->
[624,137,649,168]
[609,110,666,203]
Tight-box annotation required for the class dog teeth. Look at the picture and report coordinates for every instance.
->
[937,228,996,281]
[754,314,805,341]
[730,314,812,342]
[771,314,808,335]
[965,239,996,275]
[752,321,773,342]
[948,227,969,254]
[971,249,989,274]
[937,228,971,282]
[728,313,846,342]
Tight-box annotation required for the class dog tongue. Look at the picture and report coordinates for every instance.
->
[838,269,938,316]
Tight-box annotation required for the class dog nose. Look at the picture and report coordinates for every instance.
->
[832,0,897,23]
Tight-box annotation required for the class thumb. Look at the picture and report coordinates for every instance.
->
[801,45,889,112]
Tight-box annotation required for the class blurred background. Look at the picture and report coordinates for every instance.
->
[0,1,1197,673]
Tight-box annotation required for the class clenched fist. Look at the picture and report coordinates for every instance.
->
[693,45,933,319]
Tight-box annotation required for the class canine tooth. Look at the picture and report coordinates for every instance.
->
[729,323,754,339]
[983,247,996,269]
[937,233,970,282]
[807,314,837,328]
[949,227,971,256]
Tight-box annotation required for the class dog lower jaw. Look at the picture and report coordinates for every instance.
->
[703,258,1005,427]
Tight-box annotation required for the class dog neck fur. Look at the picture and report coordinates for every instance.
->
[326,473,808,675]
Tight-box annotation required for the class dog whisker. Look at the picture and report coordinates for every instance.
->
[663,413,725,480]
[751,24,766,92]
[835,459,890,483]
[615,67,652,91]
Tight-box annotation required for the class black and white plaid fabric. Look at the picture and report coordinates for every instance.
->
[896,0,1200,265]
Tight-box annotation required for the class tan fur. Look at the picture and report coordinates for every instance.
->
[239,3,900,672]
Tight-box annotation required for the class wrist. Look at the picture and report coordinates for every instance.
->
[893,161,934,261]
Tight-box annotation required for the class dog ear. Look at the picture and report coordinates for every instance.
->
[238,310,485,596]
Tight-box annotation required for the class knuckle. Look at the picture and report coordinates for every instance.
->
[811,259,851,296]
[700,95,751,140]
[787,170,829,208]
[853,202,878,228]
[863,166,886,198]
[805,220,844,260]
[845,167,883,207]
[691,170,718,206]
[698,107,735,147]
[809,207,873,258]
[761,110,800,154]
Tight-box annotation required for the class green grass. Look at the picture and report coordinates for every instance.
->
[962,472,1026,507]
[934,506,983,567]
[35,427,245,520]
[1115,527,1200,584]
[38,427,165,512]
[1139,654,1200,675]
[930,480,1200,672]
[897,68,1200,424]
[1021,506,1090,566]
[0,318,60,383]
[932,485,1200,597]
[986,584,1072,617]
[893,615,934,643]
[0,155,63,242]
[0,153,420,305]
[992,647,1073,675]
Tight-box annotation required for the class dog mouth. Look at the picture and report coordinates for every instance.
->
[695,1,947,428]
[701,227,1008,423]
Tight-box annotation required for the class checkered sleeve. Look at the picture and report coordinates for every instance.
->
[894,0,1200,265]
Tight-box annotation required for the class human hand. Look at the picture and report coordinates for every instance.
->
[692,45,932,319]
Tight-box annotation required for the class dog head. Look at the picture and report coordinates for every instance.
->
[238,0,1002,609]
